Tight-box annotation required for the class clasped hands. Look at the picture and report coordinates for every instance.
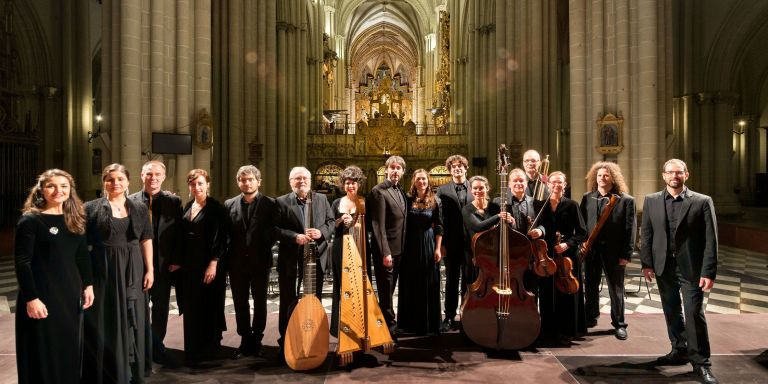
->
[296,228,322,245]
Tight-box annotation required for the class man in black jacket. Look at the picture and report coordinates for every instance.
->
[274,166,334,351]
[641,159,719,384]
[367,155,407,334]
[128,160,182,365]
[435,155,472,331]
[224,165,278,358]
[580,161,636,341]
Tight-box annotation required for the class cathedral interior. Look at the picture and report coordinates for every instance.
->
[2,0,768,228]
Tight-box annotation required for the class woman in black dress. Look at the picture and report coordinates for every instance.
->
[84,163,154,384]
[397,169,443,335]
[539,171,587,341]
[15,169,94,384]
[181,169,227,363]
[329,165,367,338]
[462,176,514,282]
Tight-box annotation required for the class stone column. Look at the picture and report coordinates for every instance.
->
[712,92,740,214]
[569,0,588,198]
[635,0,660,203]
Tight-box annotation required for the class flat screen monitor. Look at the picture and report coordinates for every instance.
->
[152,132,192,155]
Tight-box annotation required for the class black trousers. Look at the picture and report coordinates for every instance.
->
[149,268,173,354]
[374,253,401,328]
[584,250,626,329]
[229,264,271,342]
[656,256,711,366]
[442,245,466,319]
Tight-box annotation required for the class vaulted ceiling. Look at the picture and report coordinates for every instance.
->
[336,0,436,84]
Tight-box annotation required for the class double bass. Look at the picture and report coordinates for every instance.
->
[284,192,330,371]
[461,145,541,350]
[336,199,394,366]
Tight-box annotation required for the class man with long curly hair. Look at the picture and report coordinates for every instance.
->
[580,162,636,341]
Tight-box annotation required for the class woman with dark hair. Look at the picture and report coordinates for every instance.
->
[329,165,367,338]
[397,169,443,335]
[462,176,514,284]
[14,169,94,384]
[84,163,154,384]
[180,169,228,364]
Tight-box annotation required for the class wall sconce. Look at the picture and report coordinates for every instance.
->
[88,114,102,143]
[733,119,746,135]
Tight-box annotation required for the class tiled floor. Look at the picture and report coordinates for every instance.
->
[3,245,767,317]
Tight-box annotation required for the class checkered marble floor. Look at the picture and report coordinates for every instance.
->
[3,245,768,317]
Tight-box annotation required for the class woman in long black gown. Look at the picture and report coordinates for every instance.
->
[84,163,154,384]
[15,169,94,384]
[181,169,227,363]
[539,171,587,341]
[330,165,367,338]
[397,169,443,335]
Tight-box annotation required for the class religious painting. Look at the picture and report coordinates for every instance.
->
[596,113,624,155]
[196,108,214,150]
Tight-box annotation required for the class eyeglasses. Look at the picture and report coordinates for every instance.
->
[663,171,686,176]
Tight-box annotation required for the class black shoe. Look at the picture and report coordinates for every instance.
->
[656,349,689,366]
[441,317,457,332]
[586,319,598,328]
[694,365,718,384]
[249,341,263,357]
[614,327,628,340]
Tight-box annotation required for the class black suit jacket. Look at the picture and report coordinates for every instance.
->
[640,188,718,281]
[579,191,637,261]
[367,179,407,259]
[128,190,183,272]
[224,193,278,271]
[494,190,546,235]
[274,191,335,275]
[436,181,473,255]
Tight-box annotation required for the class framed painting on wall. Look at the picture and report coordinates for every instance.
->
[596,113,624,155]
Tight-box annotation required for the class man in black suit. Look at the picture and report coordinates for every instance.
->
[523,149,546,198]
[128,160,182,364]
[435,155,473,332]
[224,165,277,358]
[367,155,407,334]
[580,161,636,341]
[274,166,334,349]
[641,159,719,384]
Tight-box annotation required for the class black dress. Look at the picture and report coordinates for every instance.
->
[181,197,228,361]
[397,200,443,335]
[14,213,93,384]
[539,197,588,339]
[462,202,502,285]
[84,198,153,384]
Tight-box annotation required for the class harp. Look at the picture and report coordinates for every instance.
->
[337,199,394,366]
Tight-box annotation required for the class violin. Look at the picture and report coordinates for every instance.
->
[528,216,556,278]
[461,144,540,350]
[553,231,579,295]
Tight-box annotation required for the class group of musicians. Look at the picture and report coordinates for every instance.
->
[14,150,719,384]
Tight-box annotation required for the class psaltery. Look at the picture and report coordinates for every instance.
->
[337,199,394,366]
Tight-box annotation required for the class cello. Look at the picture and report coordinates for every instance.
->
[461,145,541,350]
[284,192,330,371]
